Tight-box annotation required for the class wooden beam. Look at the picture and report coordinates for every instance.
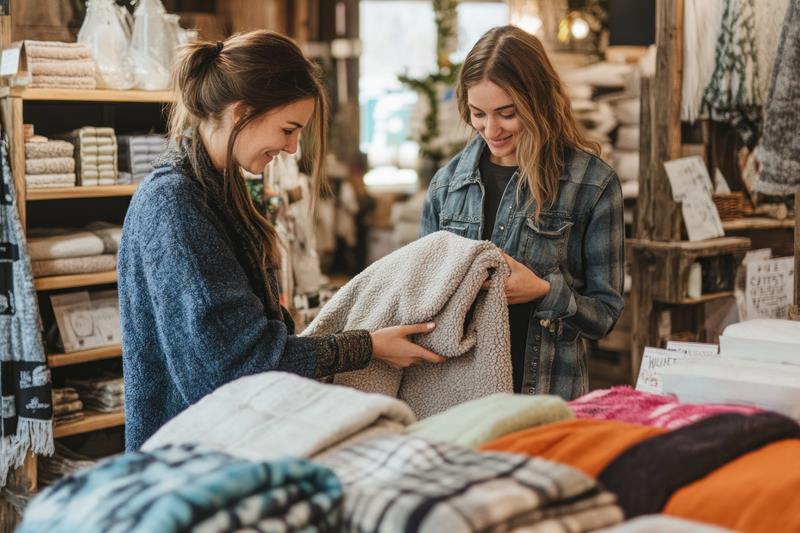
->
[791,190,800,320]
[652,0,684,241]
[636,77,653,239]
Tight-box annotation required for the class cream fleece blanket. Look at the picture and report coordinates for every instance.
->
[303,231,512,419]
[142,372,417,461]
[26,157,75,175]
[27,228,105,261]
[85,222,122,253]
[408,393,575,447]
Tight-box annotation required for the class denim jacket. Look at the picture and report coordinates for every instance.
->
[419,136,624,399]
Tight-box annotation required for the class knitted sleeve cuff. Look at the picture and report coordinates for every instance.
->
[314,330,373,378]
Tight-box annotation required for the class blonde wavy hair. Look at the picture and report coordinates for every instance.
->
[457,25,599,219]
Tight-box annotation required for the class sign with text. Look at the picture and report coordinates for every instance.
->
[746,256,795,319]
[663,156,724,241]
[637,343,719,394]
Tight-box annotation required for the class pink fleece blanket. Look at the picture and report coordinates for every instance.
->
[569,386,760,430]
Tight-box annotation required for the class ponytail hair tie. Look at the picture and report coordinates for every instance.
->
[215,41,224,55]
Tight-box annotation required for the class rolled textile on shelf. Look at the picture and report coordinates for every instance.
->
[30,60,96,78]
[25,140,74,159]
[52,388,79,405]
[53,400,83,417]
[25,40,92,61]
[85,222,122,254]
[25,157,75,175]
[29,76,97,90]
[31,253,116,277]
[25,173,76,188]
[27,229,105,261]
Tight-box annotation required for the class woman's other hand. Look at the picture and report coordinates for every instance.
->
[482,251,551,304]
[370,323,446,369]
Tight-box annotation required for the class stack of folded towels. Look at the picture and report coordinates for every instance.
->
[38,442,99,488]
[51,387,84,425]
[65,374,124,413]
[24,136,76,189]
[60,127,118,186]
[27,223,121,278]
[117,134,167,183]
[25,40,97,90]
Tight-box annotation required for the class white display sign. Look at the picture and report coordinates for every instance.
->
[746,256,795,320]
[665,341,719,356]
[637,342,720,394]
[663,156,724,242]
[50,291,107,352]
[91,290,122,345]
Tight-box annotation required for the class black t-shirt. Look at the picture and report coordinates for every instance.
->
[478,149,532,393]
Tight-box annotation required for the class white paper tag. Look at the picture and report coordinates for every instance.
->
[636,347,682,394]
[0,47,20,78]
[663,156,724,241]
[746,256,795,319]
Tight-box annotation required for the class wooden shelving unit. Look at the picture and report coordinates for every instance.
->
[34,271,117,291]
[53,411,125,439]
[722,217,795,232]
[10,87,174,104]
[27,184,138,201]
[47,345,122,368]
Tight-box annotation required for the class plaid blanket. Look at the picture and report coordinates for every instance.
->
[17,443,344,533]
[320,435,623,532]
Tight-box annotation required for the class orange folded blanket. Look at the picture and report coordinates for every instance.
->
[481,419,665,477]
[665,439,800,533]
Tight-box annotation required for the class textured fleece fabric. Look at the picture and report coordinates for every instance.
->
[303,230,512,419]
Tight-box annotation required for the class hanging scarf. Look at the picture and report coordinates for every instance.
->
[702,0,762,147]
[0,131,54,487]
[756,0,800,196]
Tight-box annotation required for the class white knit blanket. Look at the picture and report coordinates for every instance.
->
[142,372,416,461]
[303,231,513,419]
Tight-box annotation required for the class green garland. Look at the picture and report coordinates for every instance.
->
[399,0,461,165]
[398,66,461,163]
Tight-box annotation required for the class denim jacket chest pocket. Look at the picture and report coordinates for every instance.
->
[520,213,574,277]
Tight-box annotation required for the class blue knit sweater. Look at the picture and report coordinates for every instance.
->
[119,154,371,451]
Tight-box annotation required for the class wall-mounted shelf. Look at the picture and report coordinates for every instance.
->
[34,271,117,291]
[27,184,138,201]
[47,345,122,368]
[723,217,795,232]
[10,87,174,104]
[53,411,124,439]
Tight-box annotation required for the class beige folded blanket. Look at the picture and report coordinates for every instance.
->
[54,400,83,417]
[25,140,74,159]
[81,137,114,146]
[27,229,105,261]
[31,254,116,277]
[80,127,115,137]
[30,76,96,90]
[30,61,96,78]
[25,40,92,61]
[83,154,114,166]
[26,157,75,175]
[25,173,76,188]
[52,388,80,405]
[98,178,116,186]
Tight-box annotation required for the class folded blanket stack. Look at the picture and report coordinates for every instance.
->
[38,442,97,487]
[61,127,118,186]
[320,435,624,532]
[27,227,116,278]
[65,375,123,413]
[117,134,167,183]
[51,387,84,425]
[24,137,76,189]
[19,444,344,533]
[25,40,97,90]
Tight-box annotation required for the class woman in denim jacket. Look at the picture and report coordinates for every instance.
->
[419,26,624,399]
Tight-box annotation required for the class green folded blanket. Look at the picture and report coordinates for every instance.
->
[408,392,574,447]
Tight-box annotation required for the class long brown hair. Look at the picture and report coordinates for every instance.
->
[457,25,599,219]
[168,30,328,304]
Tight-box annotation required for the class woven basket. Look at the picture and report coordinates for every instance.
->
[712,192,744,221]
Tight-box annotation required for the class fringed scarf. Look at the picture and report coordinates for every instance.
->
[0,130,54,487]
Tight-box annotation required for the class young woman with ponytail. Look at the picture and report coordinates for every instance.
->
[420,26,625,400]
[119,31,443,451]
